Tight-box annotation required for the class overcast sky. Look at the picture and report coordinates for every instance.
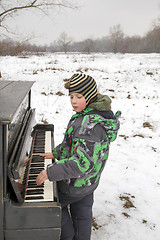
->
[8,0,160,45]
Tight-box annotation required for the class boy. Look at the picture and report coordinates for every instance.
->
[36,73,120,240]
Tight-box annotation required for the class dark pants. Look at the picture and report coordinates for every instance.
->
[59,192,94,240]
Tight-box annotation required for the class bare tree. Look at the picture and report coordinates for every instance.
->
[81,38,94,53]
[57,32,72,53]
[0,0,77,33]
[109,24,124,53]
[144,27,160,53]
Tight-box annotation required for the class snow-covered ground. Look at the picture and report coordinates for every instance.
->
[1,52,160,240]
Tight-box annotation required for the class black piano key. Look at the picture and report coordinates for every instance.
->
[34,145,44,148]
[35,138,45,141]
[34,144,45,147]
[34,142,45,145]
[29,168,44,174]
[36,131,45,135]
[28,183,38,187]
[31,163,44,168]
[33,147,45,151]
[29,174,38,180]
[34,143,45,147]
[26,189,44,195]
[34,142,44,145]
[27,184,43,189]
[28,180,44,186]
[27,185,42,189]
[34,139,45,143]
[25,196,44,200]
[33,149,45,153]
[35,136,45,139]
[27,182,44,187]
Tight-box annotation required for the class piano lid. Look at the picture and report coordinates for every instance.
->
[0,81,35,124]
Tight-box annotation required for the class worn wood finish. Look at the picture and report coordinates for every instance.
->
[0,81,34,123]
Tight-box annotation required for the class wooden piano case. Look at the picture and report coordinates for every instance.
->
[0,81,61,240]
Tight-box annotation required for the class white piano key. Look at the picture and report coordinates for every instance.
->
[45,131,52,152]
[25,130,54,203]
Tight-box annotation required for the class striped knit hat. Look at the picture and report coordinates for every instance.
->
[65,73,98,106]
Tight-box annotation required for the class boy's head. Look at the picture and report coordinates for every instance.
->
[65,73,98,106]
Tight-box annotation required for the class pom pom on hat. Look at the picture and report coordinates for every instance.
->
[64,81,70,89]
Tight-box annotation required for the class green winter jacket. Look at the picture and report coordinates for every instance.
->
[47,100,121,196]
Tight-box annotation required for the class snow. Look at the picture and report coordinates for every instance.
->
[1,52,160,240]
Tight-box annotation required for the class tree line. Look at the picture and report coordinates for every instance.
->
[49,23,160,54]
[0,22,160,56]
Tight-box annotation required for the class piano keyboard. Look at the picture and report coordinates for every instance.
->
[24,130,54,202]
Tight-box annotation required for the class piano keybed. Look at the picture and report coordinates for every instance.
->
[23,130,54,202]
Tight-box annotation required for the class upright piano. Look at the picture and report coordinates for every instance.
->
[0,81,61,240]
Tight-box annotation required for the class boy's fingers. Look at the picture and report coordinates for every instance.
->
[40,154,48,159]
[36,172,44,185]
[36,170,48,185]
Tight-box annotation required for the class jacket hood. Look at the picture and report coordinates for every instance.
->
[88,94,111,111]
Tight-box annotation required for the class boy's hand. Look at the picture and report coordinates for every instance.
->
[36,170,48,185]
[40,152,55,159]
